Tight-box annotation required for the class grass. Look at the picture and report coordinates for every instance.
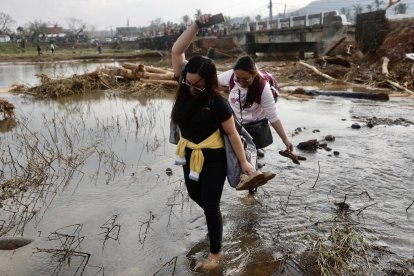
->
[0,42,159,62]
[313,223,368,275]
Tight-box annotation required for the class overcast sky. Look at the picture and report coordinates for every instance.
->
[1,0,313,30]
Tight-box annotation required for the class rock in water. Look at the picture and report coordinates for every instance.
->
[0,236,34,250]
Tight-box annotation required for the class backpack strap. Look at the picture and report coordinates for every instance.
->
[253,78,267,104]
[229,72,235,91]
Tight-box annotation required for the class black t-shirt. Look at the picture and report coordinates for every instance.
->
[179,95,232,144]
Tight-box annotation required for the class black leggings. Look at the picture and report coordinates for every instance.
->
[183,148,227,254]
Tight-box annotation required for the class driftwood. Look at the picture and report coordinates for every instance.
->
[382,57,390,76]
[385,80,414,95]
[308,90,389,100]
[288,88,389,101]
[299,60,338,82]
[120,63,174,80]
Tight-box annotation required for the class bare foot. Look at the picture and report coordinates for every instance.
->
[195,253,223,270]
[240,193,258,205]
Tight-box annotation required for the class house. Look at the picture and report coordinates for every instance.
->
[0,33,11,43]
[45,25,66,41]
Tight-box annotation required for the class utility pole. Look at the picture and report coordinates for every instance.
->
[268,0,273,19]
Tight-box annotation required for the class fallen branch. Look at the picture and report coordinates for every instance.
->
[381,57,390,77]
[312,161,320,189]
[385,80,414,95]
[299,60,338,82]
[353,203,378,216]
[407,200,414,212]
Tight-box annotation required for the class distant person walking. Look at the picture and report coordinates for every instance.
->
[50,43,55,55]
[36,44,42,57]
[96,40,102,54]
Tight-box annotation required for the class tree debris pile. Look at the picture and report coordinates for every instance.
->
[0,98,15,118]
[26,72,113,98]
[18,63,178,99]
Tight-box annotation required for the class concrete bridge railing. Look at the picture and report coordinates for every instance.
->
[234,10,351,33]
[231,10,354,57]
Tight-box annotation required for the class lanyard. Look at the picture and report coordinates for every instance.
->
[238,89,244,125]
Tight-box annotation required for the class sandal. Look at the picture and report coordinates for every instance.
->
[279,150,306,164]
[254,171,277,188]
[236,171,264,191]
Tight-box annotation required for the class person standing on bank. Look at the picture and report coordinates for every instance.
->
[217,55,294,195]
[36,43,42,57]
[50,42,55,55]
[171,14,260,270]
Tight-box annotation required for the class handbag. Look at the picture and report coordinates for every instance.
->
[238,90,273,149]
[224,117,257,188]
[242,118,273,149]
[169,121,180,145]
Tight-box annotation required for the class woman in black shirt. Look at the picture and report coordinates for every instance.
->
[171,16,256,270]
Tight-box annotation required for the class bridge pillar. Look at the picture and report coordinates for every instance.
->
[277,18,281,29]
[355,10,388,53]
[255,22,259,31]
[266,19,270,31]
[289,16,294,27]
[305,15,309,27]
[246,23,250,32]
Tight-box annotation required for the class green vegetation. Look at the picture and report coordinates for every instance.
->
[0,42,148,62]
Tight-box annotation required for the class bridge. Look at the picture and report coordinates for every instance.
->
[134,10,355,58]
[231,11,354,57]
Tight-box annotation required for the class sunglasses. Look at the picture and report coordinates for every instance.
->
[234,76,253,84]
[181,78,206,93]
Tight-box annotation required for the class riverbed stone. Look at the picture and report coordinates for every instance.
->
[0,236,34,250]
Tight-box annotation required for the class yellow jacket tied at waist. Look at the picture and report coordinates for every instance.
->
[175,129,224,181]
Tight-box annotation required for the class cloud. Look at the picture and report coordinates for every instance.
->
[1,0,313,30]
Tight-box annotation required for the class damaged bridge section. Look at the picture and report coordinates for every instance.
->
[232,11,355,57]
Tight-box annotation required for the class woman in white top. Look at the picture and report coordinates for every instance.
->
[217,56,294,194]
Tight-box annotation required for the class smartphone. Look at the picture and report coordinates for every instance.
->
[196,13,225,28]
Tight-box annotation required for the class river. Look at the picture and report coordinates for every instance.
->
[0,61,413,275]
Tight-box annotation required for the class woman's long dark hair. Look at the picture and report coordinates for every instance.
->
[233,55,262,108]
[171,55,220,125]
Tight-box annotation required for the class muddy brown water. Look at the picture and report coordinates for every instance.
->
[0,62,413,275]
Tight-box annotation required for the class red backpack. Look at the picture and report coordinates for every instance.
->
[229,69,279,103]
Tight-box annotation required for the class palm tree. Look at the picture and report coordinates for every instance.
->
[373,0,384,10]
[353,4,364,15]
[194,9,202,20]
[182,15,190,26]
[393,3,408,14]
